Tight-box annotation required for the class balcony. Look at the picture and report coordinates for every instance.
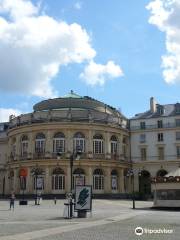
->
[131,122,180,131]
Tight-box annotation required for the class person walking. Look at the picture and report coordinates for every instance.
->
[9,193,15,210]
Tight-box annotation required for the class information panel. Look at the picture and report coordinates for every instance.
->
[75,185,92,211]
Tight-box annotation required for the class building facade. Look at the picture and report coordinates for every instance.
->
[0,93,180,198]
[130,97,180,199]
[0,91,130,196]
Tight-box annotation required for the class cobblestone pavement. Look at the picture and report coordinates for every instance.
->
[0,199,179,240]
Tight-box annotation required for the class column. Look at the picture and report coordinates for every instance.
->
[104,168,111,193]
[105,132,111,159]
[119,169,125,193]
[14,168,19,194]
[44,167,50,194]
[16,135,21,160]
[87,130,93,158]
[66,166,71,192]
[87,167,93,186]
[45,131,53,158]
[134,172,139,192]
[26,168,31,194]
[28,132,34,159]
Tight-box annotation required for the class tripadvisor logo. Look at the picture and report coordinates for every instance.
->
[135,227,143,236]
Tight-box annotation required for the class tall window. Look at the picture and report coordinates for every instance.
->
[93,135,104,154]
[52,168,65,190]
[176,132,180,141]
[176,119,180,127]
[158,147,164,160]
[177,146,180,158]
[157,120,163,128]
[73,132,85,152]
[111,170,118,190]
[158,133,163,142]
[140,148,146,161]
[139,134,146,143]
[110,135,117,154]
[53,132,65,153]
[73,168,85,189]
[21,135,28,157]
[35,133,45,153]
[93,169,104,190]
[140,122,146,129]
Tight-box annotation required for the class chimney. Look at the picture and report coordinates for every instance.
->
[150,97,157,113]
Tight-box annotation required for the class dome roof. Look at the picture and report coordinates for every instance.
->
[33,91,121,117]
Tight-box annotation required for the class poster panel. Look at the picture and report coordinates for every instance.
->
[75,185,92,211]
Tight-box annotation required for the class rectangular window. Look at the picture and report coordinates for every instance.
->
[139,134,146,143]
[21,141,28,157]
[53,139,65,153]
[140,122,146,129]
[158,133,163,142]
[140,148,146,161]
[73,138,85,152]
[111,141,117,154]
[35,140,45,153]
[157,120,163,128]
[158,147,164,160]
[175,119,180,127]
[93,140,103,154]
[176,132,180,141]
[177,146,180,158]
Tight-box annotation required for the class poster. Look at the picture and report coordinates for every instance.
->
[75,185,92,211]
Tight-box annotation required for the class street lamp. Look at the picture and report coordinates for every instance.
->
[69,146,82,218]
[127,169,141,209]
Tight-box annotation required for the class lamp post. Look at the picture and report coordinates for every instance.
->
[69,147,82,218]
[127,169,141,209]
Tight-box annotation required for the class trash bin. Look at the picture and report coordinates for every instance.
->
[63,203,70,219]
[77,210,87,218]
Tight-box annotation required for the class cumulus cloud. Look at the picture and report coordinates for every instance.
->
[80,60,123,86]
[0,0,96,97]
[147,0,180,84]
[0,108,21,122]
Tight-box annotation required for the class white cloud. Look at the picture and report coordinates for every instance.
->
[0,108,21,122]
[74,2,82,10]
[0,0,96,97]
[80,60,123,86]
[147,0,180,84]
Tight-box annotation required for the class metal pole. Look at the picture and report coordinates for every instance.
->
[35,174,37,205]
[132,174,135,209]
[70,154,73,218]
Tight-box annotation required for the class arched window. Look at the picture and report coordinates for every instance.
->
[53,132,65,153]
[93,169,104,190]
[35,133,45,153]
[21,135,28,157]
[52,168,65,190]
[110,135,117,154]
[73,168,85,189]
[93,135,104,154]
[73,132,85,152]
[111,169,118,190]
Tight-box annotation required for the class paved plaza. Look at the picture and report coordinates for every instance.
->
[0,199,179,240]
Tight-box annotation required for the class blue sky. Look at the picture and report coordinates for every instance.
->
[0,0,180,121]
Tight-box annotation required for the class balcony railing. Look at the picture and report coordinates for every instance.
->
[132,154,180,162]
[131,123,180,131]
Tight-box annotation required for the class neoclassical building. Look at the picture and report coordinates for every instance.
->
[0,91,130,196]
[130,97,180,199]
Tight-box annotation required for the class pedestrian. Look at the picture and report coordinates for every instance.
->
[54,197,57,205]
[9,193,15,210]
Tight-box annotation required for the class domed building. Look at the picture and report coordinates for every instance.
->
[4,91,130,197]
